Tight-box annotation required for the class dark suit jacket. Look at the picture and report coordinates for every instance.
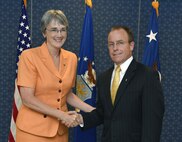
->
[82,59,164,142]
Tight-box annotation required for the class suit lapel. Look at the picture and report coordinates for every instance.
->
[59,49,68,78]
[104,67,114,109]
[113,59,137,108]
[39,42,61,79]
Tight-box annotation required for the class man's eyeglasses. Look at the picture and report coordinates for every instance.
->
[46,28,67,34]
[108,41,128,48]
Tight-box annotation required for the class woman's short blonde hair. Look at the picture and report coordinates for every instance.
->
[41,10,69,34]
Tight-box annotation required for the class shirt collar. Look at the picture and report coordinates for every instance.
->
[114,56,133,73]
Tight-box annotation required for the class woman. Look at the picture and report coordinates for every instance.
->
[16,10,95,142]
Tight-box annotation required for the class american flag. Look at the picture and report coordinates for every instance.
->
[8,0,31,141]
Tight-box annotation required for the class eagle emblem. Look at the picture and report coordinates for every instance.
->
[76,61,96,101]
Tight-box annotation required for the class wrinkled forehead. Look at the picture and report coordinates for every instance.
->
[47,17,66,27]
[47,19,66,28]
[108,29,129,42]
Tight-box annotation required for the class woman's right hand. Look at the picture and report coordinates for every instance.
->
[59,111,79,127]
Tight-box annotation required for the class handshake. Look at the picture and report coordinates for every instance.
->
[59,111,84,128]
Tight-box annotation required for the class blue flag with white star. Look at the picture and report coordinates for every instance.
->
[73,1,96,142]
[142,1,160,72]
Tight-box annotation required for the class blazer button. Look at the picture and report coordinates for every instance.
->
[58,130,64,135]
[58,90,61,93]
[57,98,60,102]
[59,80,62,83]
[43,114,47,118]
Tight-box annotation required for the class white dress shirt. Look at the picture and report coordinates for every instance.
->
[110,56,133,90]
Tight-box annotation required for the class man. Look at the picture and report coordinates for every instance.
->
[78,25,164,142]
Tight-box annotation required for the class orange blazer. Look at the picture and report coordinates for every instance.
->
[16,42,77,137]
